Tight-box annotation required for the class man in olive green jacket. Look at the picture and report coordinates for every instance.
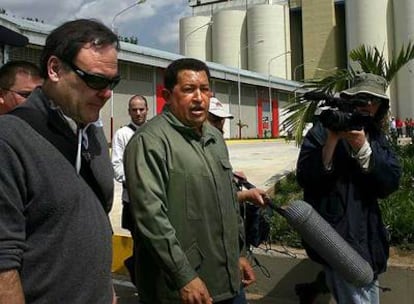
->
[124,58,254,304]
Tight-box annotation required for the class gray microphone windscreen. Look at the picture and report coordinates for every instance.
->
[279,200,374,287]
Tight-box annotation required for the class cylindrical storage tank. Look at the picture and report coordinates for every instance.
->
[212,9,247,69]
[247,4,289,77]
[391,0,414,118]
[179,16,212,61]
[345,0,388,67]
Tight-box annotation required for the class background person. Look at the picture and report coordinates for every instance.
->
[208,96,268,302]
[111,94,148,286]
[389,116,397,141]
[207,96,233,134]
[0,19,119,303]
[124,58,254,304]
[404,117,411,138]
[208,96,267,207]
[296,73,401,304]
[395,117,403,137]
[0,60,43,114]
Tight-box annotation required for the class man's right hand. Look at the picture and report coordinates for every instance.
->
[0,269,25,304]
[237,188,267,206]
[179,277,213,304]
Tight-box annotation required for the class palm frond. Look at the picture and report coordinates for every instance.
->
[386,42,414,82]
[281,96,318,145]
[349,45,387,77]
[304,68,357,93]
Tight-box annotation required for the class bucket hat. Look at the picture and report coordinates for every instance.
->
[340,73,388,100]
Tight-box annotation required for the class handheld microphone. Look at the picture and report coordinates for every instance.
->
[233,174,374,287]
[278,200,374,287]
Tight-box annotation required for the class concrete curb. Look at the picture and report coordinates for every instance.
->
[226,138,286,145]
[112,235,132,275]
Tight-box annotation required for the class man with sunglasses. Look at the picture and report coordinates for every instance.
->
[0,19,119,303]
[0,60,43,114]
[296,73,401,304]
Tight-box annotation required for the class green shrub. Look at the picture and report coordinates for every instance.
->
[268,172,303,248]
[380,144,414,249]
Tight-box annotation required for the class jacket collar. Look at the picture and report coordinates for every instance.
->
[162,106,217,145]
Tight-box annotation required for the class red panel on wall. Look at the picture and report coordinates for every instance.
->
[272,99,279,137]
[156,84,165,114]
[257,99,263,138]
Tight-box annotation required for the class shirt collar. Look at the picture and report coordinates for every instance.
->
[162,107,217,145]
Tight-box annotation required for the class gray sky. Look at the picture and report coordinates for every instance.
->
[1,0,191,53]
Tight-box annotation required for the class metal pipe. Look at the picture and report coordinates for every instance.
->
[109,0,146,144]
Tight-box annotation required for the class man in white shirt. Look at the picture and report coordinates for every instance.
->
[111,94,148,286]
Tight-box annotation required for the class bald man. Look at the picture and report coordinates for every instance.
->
[111,94,148,286]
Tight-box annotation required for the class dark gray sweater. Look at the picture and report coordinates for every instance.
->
[0,88,114,303]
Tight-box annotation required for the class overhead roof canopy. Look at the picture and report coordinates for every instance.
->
[0,24,28,46]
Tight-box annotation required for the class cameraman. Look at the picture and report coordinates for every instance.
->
[296,73,401,304]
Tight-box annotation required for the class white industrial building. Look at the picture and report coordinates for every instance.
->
[182,0,414,120]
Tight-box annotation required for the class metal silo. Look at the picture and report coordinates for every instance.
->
[247,4,290,77]
[179,15,212,61]
[392,0,414,117]
[212,9,247,69]
[345,0,389,65]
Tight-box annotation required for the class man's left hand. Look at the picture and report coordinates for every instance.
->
[239,257,256,287]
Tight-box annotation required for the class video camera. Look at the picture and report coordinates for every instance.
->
[303,91,373,131]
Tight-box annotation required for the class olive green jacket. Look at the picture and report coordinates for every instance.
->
[124,109,242,303]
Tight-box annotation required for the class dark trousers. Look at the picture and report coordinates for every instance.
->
[122,201,137,287]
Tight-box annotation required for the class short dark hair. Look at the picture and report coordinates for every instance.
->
[164,58,210,92]
[39,19,120,79]
[0,60,41,89]
[129,94,148,108]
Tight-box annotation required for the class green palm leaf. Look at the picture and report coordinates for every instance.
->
[282,95,318,144]
[387,42,414,82]
[349,45,387,77]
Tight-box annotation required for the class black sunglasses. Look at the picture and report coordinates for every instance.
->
[64,61,121,90]
[1,88,32,99]
[353,94,382,106]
